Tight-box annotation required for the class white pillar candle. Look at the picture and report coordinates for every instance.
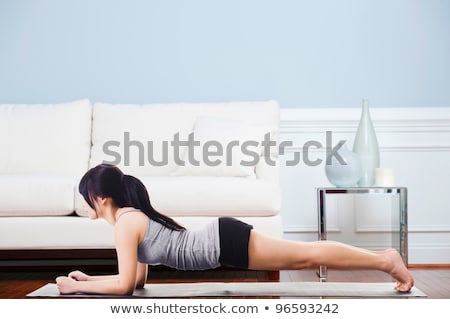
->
[375,168,395,187]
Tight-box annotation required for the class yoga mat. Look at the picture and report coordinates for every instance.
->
[27,282,427,298]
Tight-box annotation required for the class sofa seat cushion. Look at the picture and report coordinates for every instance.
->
[143,176,282,217]
[0,175,75,216]
[75,176,281,217]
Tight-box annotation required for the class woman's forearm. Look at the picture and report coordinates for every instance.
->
[74,277,134,295]
[86,274,119,281]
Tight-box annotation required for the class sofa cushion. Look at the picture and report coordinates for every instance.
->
[90,103,193,176]
[0,175,75,216]
[171,117,275,178]
[75,176,281,217]
[0,99,92,177]
[143,176,281,217]
[89,101,279,176]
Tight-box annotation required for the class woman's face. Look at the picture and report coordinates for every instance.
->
[82,198,98,220]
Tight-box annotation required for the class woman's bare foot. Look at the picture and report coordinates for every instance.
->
[383,249,414,292]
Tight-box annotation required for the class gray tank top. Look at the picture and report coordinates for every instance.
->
[121,211,221,270]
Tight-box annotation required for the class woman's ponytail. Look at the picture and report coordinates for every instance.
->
[121,174,185,231]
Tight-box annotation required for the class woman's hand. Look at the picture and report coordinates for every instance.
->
[55,271,90,294]
[56,276,78,294]
[68,270,90,281]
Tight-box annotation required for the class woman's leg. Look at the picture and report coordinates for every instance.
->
[247,231,414,292]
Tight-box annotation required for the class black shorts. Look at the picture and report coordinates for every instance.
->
[218,217,254,269]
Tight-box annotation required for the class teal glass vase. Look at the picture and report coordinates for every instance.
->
[352,98,379,187]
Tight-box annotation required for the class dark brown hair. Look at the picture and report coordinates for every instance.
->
[79,164,185,231]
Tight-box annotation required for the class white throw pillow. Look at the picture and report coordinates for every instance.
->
[172,117,274,177]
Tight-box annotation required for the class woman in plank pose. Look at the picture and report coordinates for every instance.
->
[56,164,414,295]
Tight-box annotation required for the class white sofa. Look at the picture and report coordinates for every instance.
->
[0,99,283,255]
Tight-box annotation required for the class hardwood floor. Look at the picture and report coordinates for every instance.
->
[0,267,449,298]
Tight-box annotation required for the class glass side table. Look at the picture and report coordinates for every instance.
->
[316,187,408,281]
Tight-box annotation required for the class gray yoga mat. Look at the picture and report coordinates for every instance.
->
[27,282,427,298]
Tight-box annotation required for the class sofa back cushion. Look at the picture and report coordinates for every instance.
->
[0,99,92,177]
[89,101,279,177]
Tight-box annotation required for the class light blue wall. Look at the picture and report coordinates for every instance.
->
[1,0,449,107]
